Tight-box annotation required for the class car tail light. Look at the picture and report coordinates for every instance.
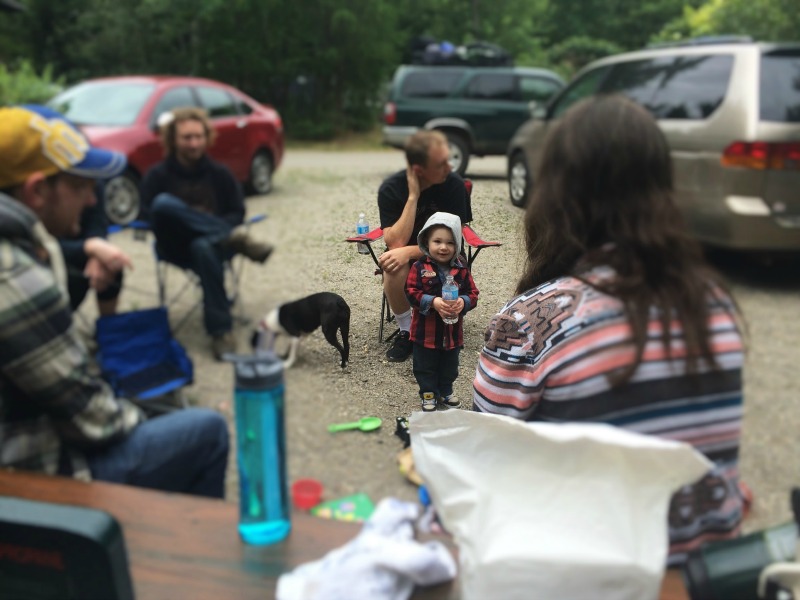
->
[722,141,800,170]
[384,102,396,125]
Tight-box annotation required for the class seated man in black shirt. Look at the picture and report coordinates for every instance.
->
[141,107,273,360]
[59,182,130,317]
[377,130,471,362]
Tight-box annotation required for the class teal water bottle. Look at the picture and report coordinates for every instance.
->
[232,354,291,545]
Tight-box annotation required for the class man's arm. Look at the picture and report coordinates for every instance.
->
[216,168,246,227]
[0,251,143,447]
[382,167,419,249]
[377,168,424,271]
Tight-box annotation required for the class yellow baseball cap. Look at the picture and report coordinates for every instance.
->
[0,104,126,189]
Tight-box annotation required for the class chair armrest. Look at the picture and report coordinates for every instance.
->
[107,219,151,237]
[246,213,267,225]
[462,223,501,248]
[345,227,384,244]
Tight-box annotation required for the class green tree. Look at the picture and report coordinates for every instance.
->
[654,0,800,44]
[543,0,690,50]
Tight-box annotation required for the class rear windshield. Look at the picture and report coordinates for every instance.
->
[600,54,733,120]
[760,51,800,122]
[399,70,464,98]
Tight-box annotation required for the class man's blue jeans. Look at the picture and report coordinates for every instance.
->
[87,408,229,498]
[150,193,240,335]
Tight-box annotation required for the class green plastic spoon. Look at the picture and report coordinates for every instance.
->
[327,417,382,433]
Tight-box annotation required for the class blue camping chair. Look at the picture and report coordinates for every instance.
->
[95,307,193,411]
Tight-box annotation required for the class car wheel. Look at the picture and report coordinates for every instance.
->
[444,132,469,177]
[248,151,273,195]
[508,152,530,208]
[103,171,141,225]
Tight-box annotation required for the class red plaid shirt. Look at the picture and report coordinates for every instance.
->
[405,256,479,350]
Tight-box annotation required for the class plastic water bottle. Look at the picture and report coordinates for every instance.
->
[441,274,459,325]
[232,354,291,545]
[356,213,370,254]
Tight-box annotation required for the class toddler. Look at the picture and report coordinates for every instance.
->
[405,212,479,412]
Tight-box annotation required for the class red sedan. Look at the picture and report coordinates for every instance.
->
[49,75,284,224]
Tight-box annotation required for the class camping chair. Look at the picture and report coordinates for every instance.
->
[111,214,266,332]
[345,179,501,342]
[95,306,193,413]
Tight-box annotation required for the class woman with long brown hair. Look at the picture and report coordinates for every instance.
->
[472,95,746,564]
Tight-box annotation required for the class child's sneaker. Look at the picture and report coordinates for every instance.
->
[439,395,461,409]
[421,392,437,412]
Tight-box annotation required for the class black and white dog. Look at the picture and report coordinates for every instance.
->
[255,292,350,369]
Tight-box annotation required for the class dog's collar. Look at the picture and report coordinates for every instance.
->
[264,308,287,335]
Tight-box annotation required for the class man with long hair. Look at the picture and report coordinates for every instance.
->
[472,95,746,564]
[141,107,273,359]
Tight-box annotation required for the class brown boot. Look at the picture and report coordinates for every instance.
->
[227,227,274,263]
[211,332,236,360]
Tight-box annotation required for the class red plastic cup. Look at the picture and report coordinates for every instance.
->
[292,478,323,510]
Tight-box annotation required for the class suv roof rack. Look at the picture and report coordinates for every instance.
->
[646,35,754,49]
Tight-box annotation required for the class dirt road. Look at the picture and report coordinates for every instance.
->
[89,150,800,532]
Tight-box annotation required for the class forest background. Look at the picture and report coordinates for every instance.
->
[0,0,798,140]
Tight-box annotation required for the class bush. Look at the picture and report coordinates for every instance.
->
[0,60,64,106]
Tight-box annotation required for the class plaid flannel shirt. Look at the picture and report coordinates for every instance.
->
[405,256,479,350]
[0,194,143,480]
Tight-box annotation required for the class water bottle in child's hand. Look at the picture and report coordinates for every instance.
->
[441,274,459,325]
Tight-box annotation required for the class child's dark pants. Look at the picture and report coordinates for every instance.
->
[412,344,460,399]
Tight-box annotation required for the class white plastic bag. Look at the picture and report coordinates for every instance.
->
[410,410,711,600]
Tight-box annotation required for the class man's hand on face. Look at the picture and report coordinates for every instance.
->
[406,165,420,202]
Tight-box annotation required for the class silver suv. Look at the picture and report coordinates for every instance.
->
[507,41,800,251]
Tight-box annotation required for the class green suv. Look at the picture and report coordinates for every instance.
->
[383,65,564,175]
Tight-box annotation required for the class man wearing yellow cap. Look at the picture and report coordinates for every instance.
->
[0,105,229,497]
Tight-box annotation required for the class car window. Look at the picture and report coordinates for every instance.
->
[235,96,254,115]
[150,86,197,124]
[550,65,612,119]
[48,81,155,126]
[518,77,562,103]
[600,55,733,119]
[760,51,800,122]
[196,86,239,118]
[464,73,516,100]
[400,70,463,98]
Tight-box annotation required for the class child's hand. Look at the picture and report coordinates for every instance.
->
[433,297,462,321]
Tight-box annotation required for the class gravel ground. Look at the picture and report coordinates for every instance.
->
[79,150,800,534]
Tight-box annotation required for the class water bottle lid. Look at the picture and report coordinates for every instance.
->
[359,213,365,218]
[231,353,284,389]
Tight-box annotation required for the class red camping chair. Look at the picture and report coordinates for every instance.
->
[345,179,501,342]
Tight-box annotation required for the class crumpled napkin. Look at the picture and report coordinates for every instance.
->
[277,497,457,600]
